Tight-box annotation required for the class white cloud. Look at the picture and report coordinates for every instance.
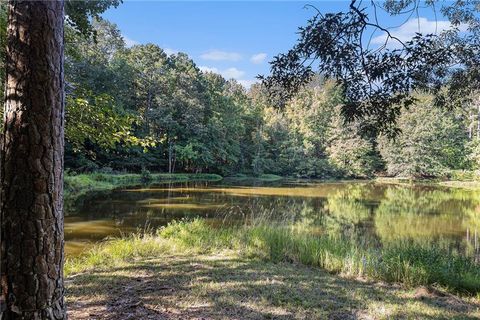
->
[238,79,258,89]
[199,66,245,80]
[163,48,178,55]
[200,50,242,61]
[199,66,256,89]
[250,53,267,64]
[222,67,245,79]
[371,17,467,48]
[123,35,139,48]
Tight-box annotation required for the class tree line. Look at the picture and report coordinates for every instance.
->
[0,13,474,179]
[55,17,478,179]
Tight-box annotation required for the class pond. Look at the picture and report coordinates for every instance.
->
[65,179,480,261]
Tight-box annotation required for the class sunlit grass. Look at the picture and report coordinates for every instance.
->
[66,219,480,296]
[66,252,480,319]
[65,234,176,275]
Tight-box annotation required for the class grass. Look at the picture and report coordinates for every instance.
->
[376,170,480,191]
[64,172,222,206]
[66,253,480,320]
[438,180,480,190]
[66,219,480,296]
[66,220,480,319]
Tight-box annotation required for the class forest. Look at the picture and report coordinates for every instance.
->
[1,13,474,179]
[1,1,480,319]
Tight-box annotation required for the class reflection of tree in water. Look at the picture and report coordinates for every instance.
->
[376,186,476,215]
[321,184,380,246]
[464,201,480,262]
[374,185,480,259]
[69,181,480,260]
[219,185,376,229]
[217,196,327,227]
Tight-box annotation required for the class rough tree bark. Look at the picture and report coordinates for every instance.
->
[0,1,66,319]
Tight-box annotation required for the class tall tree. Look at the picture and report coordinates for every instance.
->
[261,0,479,135]
[1,1,66,319]
[378,95,468,177]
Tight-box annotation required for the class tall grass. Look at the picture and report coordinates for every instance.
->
[67,218,480,295]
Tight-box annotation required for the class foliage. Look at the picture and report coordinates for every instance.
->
[61,19,474,179]
[327,105,384,178]
[65,0,122,39]
[62,16,393,178]
[1,7,475,179]
[65,90,150,151]
[253,81,383,178]
[378,95,469,178]
[466,138,480,169]
[65,18,154,154]
[261,0,479,136]
[140,167,152,182]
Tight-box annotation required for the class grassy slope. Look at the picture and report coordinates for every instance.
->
[376,176,480,190]
[66,220,480,319]
[438,180,480,190]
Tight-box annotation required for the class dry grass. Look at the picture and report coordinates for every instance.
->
[66,252,480,320]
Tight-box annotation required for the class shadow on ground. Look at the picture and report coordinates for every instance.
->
[66,254,480,319]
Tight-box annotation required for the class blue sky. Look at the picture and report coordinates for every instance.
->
[102,1,452,88]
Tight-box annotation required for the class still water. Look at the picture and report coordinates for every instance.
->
[65,179,480,260]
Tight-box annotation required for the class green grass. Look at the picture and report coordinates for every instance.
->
[375,170,480,192]
[438,180,480,190]
[447,170,480,182]
[64,172,222,206]
[66,219,480,296]
[66,252,480,320]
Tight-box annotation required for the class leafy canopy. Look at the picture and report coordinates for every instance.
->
[261,0,480,135]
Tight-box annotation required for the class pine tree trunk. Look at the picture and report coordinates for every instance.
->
[0,1,66,319]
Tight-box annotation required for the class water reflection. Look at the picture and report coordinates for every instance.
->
[65,180,480,261]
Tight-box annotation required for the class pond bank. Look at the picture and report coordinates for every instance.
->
[376,177,480,190]
[64,172,288,210]
[68,173,480,205]
[64,172,223,205]
[66,220,480,319]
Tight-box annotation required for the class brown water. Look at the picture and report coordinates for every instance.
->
[65,179,480,259]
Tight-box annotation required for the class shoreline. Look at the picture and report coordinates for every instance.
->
[65,220,480,319]
[64,177,480,318]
